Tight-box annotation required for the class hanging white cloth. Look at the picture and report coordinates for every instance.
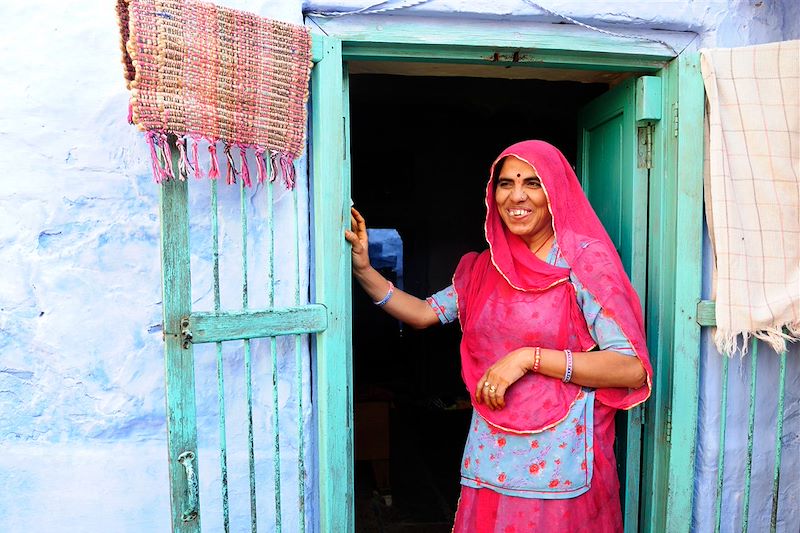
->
[701,40,800,355]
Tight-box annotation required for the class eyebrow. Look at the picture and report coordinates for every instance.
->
[497,175,540,181]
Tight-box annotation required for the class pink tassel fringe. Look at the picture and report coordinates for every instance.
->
[161,134,175,180]
[142,134,295,189]
[207,142,220,180]
[191,138,203,179]
[176,138,190,181]
[239,146,251,187]
[224,144,237,185]
[254,147,267,184]
[280,153,296,189]
[145,132,163,183]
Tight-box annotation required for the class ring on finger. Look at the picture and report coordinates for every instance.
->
[489,385,497,393]
[483,381,491,388]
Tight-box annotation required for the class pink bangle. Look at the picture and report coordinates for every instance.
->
[532,347,541,373]
[373,281,394,307]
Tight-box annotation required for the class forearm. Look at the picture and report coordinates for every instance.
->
[353,266,439,329]
[523,347,646,389]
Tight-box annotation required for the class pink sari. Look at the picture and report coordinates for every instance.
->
[452,140,652,532]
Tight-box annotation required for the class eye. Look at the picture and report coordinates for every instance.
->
[526,179,542,189]
[497,180,513,189]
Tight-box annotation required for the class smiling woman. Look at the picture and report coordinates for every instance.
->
[346,140,651,532]
[493,156,554,259]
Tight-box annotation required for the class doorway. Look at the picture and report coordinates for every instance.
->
[348,73,609,531]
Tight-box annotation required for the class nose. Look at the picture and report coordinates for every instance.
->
[512,186,527,202]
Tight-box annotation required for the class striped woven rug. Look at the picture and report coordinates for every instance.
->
[117,0,312,188]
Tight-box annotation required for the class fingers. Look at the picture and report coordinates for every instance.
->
[476,374,507,410]
[344,229,360,248]
[494,383,508,409]
[475,372,489,405]
[351,207,367,237]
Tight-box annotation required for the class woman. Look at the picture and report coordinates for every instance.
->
[345,140,652,532]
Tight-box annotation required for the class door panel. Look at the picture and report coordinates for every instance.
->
[577,78,648,533]
[310,34,354,533]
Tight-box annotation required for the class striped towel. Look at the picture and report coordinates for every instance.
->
[701,40,800,355]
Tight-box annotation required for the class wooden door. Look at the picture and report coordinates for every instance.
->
[577,76,655,533]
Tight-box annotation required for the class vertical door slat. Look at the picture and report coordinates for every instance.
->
[161,155,201,532]
[240,179,258,532]
[211,178,231,532]
[741,337,759,533]
[266,176,283,532]
[769,348,787,533]
[293,179,306,532]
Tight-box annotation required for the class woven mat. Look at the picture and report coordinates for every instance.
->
[117,0,312,188]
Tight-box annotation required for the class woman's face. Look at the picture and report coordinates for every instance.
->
[494,156,553,249]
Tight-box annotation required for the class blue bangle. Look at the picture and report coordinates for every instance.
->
[374,281,394,307]
[562,349,573,383]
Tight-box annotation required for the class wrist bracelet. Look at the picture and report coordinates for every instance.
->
[562,349,573,383]
[373,281,394,307]
[532,347,542,373]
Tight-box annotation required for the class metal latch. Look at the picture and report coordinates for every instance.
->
[180,317,193,349]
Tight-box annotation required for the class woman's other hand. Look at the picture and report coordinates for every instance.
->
[345,207,371,272]
[475,348,533,410]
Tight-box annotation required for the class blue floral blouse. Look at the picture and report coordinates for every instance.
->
[425,242,635,499]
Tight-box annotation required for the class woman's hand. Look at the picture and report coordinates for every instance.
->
[475,348,534,410]
[344,207,371,272]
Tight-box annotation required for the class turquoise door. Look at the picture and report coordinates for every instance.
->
[577,76,656,533]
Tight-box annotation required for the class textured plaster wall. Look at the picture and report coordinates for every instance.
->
[0,1,309,532]
[0,0,797,531]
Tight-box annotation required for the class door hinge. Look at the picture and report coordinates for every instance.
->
[673,104,679,137]
[637,123,654,169]
[665,408,672,443]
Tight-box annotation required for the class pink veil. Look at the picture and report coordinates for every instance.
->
[454,140,652,432]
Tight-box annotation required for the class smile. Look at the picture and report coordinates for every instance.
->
[507,208,531,218]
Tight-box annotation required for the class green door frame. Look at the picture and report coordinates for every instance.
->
[309,19,704,533]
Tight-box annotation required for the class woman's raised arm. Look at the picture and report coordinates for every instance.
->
[345,208,440,329]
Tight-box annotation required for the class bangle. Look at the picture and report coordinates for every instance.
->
[562,349,573,383]
[532,347,541,373]
[373,281,394,307]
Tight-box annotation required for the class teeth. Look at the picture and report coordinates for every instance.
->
[509,209,529,216]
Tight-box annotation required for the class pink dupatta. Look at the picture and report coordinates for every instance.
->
[454,140,653,433]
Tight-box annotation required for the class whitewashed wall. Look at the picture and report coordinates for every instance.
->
[0,1,797,531]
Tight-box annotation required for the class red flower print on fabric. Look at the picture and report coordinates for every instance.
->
[498,473,507,483]
[497,437,507,447]
[576,425,585,435]
[529,463,540,474]
[580,460,587,471]
[464,457,470,469]
[549,479,559,488]
[559,442,567,449]
[530,440,539,449]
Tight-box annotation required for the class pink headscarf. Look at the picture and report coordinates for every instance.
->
[454,140,652,433]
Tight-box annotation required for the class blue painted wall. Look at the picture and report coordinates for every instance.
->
[0,1,796,531]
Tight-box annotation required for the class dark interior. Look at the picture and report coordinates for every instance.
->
[349,73,608,532]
